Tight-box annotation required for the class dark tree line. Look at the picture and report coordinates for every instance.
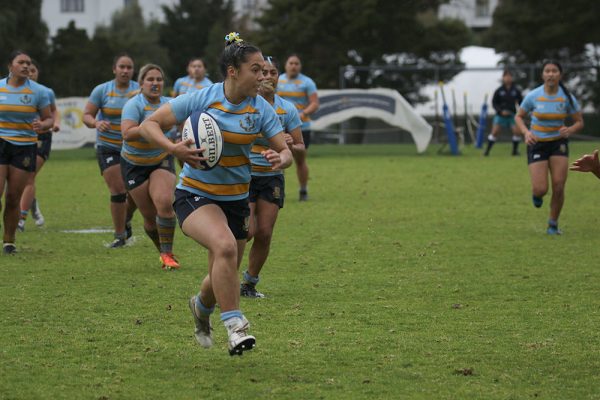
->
[7,0,596,109]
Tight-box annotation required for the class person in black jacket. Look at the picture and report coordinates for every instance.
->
[484,69,523,156]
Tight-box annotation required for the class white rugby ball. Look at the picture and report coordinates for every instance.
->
[181,111,223,170]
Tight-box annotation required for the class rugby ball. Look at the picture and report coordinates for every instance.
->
[181,111,223,170]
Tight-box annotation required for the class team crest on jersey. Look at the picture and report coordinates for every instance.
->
[557,103,566,112]
[239,114,256,132]
[20,95,32,105]
[22,156,31,167]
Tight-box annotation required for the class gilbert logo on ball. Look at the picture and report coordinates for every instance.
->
[182,111,223,170]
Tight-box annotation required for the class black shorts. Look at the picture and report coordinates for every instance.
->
[302,130,311,149]
[96,145,122,175]
[120,156,175,190]
[527,138,569,164]
[37,133,52,161]
[0,139,37,172]
[248,174,285,208]
[173,189,250,240]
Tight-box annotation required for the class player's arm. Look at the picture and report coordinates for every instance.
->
[559,111,584,138]
[83,102,110,132]
[300,92,319,120]
[264,132,293,171]
[139,103,204,167]
[121,119,142,141]
[51,103,60,132]
[514,108,535,145]
[32,105,54,133]
[284,125,305,154]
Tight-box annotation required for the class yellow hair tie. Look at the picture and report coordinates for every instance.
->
[225,32,243,44]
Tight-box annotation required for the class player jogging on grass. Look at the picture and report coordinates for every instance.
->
[172,57,213,97]
[515,60,584,235]
[121,64,179,270]
[241,55,304,298]
[484,69,523,156]
[277,54,318,201]
[83,53,139,248]
[18,59,60,232]
[139,32,292,355]
[0,51,53,254]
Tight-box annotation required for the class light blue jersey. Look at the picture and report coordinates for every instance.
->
[277,72,317,130]
[37,84,56,135]
[251,95,301,177]
[173,76,213,96]
[520,85,581,141]
[88,80,139,150]
[169,83,283,201]
[0,78,50,145]
[121,93,174,166]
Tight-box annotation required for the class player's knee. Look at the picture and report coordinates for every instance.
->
[532,186,548,197]
[254,227,273,244]
[212,239,237,261]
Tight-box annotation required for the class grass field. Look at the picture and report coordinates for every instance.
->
[2,142,600,399]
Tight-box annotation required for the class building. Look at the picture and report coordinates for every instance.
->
[42,0,269,38]
[438,0,499,30]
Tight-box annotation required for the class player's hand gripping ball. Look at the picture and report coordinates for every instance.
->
[182,111,223,170]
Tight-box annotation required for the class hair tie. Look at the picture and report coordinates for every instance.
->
[225,32,243,45]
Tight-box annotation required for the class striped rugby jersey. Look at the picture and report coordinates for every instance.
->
[277,72,317,130]
[88,80,139,150]
[121,93,175,166]
[173,76,213,96]
[169,83,283,201]
[0,78,51,145]
[520,85,581,141]
[250,94,301,177]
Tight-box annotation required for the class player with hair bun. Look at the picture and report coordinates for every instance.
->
[83,53,139,248]
[121,64,179,270]
[240,55,304,298]
[0,50,53,254]
[139,32,292,356]
[515,59,584,235]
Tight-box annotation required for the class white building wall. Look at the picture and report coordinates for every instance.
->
[42,0,178,37]
[42,0,270,38]
[438,0,499,29]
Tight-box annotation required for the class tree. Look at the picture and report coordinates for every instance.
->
[0,0,49,75]
[95,2,170,82]
[485,0,600,108]
[45,21,110,96]
[159,0,235,83]
[255,0,470,95]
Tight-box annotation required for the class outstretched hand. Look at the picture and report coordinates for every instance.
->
[570,149,600,177]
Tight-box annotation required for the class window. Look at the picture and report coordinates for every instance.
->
[61,0,84,12]
[475,0,489,17]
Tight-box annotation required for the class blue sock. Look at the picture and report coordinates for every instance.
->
[195,294,214,316]
[548,219,558,228]
[243,270,259,286]
[532,195,543,208]
[220,310,242,322]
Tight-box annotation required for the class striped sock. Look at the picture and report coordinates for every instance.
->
[20,210,28,220]
[156,216,176,253]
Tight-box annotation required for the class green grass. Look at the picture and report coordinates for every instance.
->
[2,142,600,399]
